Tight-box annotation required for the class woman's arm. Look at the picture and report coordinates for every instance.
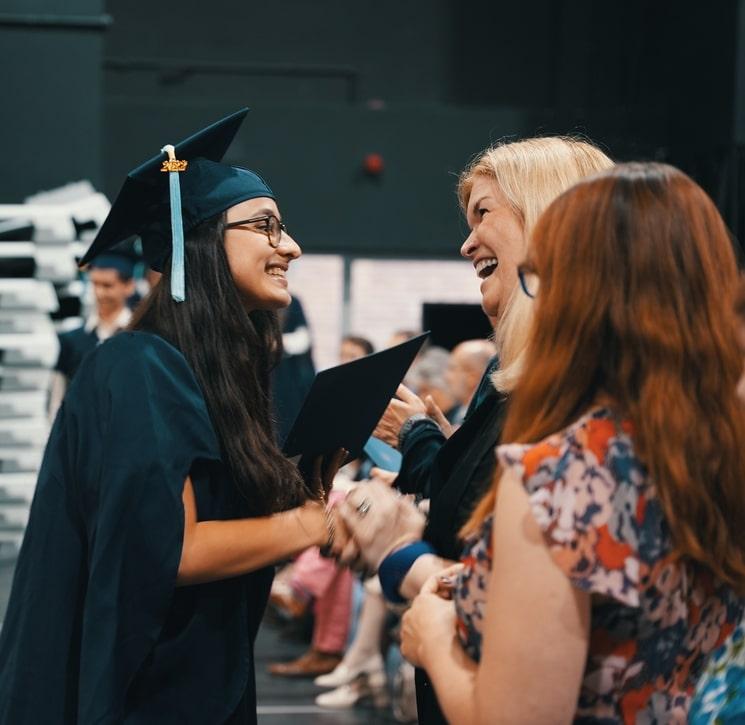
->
[398,552,454,599]
[177,476,328,585]
[404,467,590,724]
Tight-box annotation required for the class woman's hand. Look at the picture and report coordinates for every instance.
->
[338,480,426,570]
[400,565,464,667]
[424,395,454,439]
[308,448,348,502]
[369,467,398,486]
[373,384,427,448]
[426,562,465,599]
[294,448,349,552]
[324,505,356,560]
[295,499,329,548]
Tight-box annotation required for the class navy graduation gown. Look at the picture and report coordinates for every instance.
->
[56,326,99,382]
[0,331,272,724]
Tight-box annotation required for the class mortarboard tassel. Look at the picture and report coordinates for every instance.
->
[161,144,187,302]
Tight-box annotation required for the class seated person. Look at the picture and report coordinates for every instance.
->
[268,528,353,678]
[443,339,497,427]
[340,334,374,363]
[405,346,456,425]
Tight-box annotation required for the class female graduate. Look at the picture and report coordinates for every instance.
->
[0,109,342,724]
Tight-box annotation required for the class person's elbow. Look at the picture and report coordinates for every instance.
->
[177,525,204,586]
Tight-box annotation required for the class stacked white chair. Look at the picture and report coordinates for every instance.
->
[0,182,108,565]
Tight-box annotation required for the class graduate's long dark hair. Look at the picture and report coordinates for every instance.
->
[130,214,305,515]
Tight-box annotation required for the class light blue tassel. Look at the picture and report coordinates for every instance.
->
[161,144,185,302]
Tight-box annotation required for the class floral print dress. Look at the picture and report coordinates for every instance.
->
[689,621,745,723]
[454,407,744,724]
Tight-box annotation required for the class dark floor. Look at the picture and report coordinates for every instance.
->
[256,619,399,724]
[0,559,401,724]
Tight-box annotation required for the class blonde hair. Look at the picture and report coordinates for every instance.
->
[458,137,614,392]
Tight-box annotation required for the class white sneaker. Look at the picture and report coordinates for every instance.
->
[314,652,385,688]
[392,661,417,723]
[315,671,389,710]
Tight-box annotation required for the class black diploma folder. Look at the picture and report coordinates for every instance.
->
[282,332,428,463]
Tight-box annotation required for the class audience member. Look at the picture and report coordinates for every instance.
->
[272,296,316,443]
[405,346,456,419]
[387,330,424,390]
[340,335,374,363]
[314,578,390,709]
[387,330,419,348]
[443,339,497,426]
[267,535,353,677]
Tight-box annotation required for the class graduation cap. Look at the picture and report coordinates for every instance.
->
[79,108,274,302]
[87,250,139,280]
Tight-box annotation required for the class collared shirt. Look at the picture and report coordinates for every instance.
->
[50,306,134,419]
[84,306,133,341]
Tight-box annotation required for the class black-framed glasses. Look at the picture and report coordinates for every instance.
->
[517,263,539,298]
[225,214,287,248]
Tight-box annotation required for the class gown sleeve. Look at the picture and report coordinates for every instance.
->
[74,332,222,722]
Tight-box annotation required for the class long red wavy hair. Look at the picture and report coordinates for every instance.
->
[466,162,745,591]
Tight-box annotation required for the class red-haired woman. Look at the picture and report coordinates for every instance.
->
[400,162,745,723]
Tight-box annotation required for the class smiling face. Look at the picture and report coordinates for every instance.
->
[460,176,525,320]
[89,267,135,319]
[224,197,301,311]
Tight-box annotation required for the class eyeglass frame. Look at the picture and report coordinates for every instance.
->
[517,263,539,299]
[224,214,288,248]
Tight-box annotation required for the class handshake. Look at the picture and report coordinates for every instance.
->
[324,471,427,574]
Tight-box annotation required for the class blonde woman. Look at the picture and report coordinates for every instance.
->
[334,137,614,723]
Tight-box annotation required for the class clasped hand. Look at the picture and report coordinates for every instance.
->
[325,477,426,572]
[400,563,464,667]
[298,448,348,549]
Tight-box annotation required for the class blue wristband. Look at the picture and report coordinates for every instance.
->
[378,540,435,604]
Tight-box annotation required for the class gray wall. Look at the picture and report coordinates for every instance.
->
[2,0,742,253]
[0,0,105,201]
[101,102,541,257]
[99,0,544,256]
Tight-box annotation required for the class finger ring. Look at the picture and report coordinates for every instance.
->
[356,499,371,517]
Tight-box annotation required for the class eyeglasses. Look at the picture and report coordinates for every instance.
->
[517,263,539,298]
[225,214,288,248]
